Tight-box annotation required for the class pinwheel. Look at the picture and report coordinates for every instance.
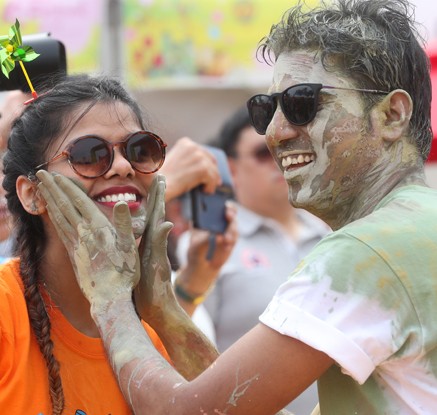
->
[0,19,40,99]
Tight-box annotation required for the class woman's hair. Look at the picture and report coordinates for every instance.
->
[258,0,432,161]
[2,74,146,414]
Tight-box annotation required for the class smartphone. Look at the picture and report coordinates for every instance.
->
[188,146,234,234]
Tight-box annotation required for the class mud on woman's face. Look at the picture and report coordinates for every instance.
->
[45,102,155,239]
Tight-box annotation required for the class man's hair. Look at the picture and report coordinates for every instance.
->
[211,106,253,158]
[258,0,432,161]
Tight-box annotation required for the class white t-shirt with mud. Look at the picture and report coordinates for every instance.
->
[260,185,437,415]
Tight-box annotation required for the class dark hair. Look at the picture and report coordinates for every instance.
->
[2,74,146,414]
[258,0,432,161]
[211,106,253,158]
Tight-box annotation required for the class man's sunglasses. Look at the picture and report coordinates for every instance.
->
[35,130,167,179]
[247,83,389,135]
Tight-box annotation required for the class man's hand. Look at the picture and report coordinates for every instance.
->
[36,170,140,311]
[134,174,175,321]
[133,175,221,380]
[161,137,222,202]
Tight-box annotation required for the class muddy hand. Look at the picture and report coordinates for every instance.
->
[36,170,140,310]
[135,174,174,321]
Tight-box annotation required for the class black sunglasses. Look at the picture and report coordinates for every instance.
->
[35,130,167,179]
[247,83,389,135]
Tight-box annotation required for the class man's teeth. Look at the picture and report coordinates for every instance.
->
[282,154,314,168]
[96,193,137,203]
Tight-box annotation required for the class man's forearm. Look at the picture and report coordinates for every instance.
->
[150,300,219,380]
[92,299,187,414]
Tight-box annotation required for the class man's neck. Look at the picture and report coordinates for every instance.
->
[320,166,427,231]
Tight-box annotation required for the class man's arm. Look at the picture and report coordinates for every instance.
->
[133,175,226,379]
[94,295,331,415]
[37,171,333,414]
[36,171,221,381]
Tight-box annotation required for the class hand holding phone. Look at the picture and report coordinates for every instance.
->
[189,146,234,235]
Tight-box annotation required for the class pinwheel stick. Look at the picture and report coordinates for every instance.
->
[19,60,37,98]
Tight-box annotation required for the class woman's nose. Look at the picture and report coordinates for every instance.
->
[104,147,135,178]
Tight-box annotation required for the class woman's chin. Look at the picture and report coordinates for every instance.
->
[132,216,146,240]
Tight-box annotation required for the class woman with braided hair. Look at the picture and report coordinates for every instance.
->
[0,74,235,414]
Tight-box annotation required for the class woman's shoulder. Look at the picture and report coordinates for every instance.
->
[0,259,26,337]
[0,258,23,299]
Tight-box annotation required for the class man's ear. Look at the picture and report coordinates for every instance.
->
[16,175,46,215]
[370,89,413,143]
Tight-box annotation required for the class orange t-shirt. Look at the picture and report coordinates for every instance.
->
[0,258,171,415]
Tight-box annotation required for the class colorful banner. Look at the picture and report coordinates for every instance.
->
[0,0,103,74]
[123,0,318,87]
[0,0,319,87]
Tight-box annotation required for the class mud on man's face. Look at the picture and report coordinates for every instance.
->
[265,50,385,217]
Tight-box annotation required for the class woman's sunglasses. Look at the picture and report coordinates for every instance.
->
[35,130,167,179]
[247,83,389,135]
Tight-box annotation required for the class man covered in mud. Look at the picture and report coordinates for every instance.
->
[38,0,437,413]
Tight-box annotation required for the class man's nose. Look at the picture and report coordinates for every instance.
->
[266,107,301,147]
